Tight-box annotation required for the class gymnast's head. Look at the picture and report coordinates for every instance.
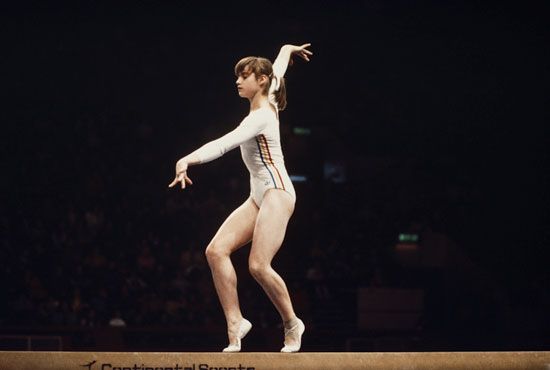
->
[234,56,287,111]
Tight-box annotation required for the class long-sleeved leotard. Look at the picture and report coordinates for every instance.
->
[190,72,295,207]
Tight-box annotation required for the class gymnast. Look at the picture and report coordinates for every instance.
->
[169,43,313,352]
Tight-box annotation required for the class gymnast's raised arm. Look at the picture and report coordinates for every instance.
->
[272,43,313,79]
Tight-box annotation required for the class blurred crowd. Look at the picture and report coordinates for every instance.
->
[2,108,543,338]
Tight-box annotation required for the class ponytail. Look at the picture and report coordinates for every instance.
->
[274,77,287,111]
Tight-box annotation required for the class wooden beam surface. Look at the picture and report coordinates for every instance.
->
[1,351,549,370]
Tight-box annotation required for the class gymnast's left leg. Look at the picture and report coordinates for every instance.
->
[248,189,305,352]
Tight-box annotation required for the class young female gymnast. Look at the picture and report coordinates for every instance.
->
[168,43,313,352]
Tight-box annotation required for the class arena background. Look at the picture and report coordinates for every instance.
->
[1,0,548,351]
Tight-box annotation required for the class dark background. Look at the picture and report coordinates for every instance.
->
[1,0,548,351]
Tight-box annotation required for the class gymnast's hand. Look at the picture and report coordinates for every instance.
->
[285,43,313,66]
[168,159,194,189]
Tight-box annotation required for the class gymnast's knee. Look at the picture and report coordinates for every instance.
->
[248,260,271,281]
[205,241,230,263]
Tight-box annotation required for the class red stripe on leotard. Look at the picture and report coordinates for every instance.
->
[258,134,286,191]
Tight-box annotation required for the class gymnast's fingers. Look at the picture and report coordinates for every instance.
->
[168,177,178,188]
[185,174,193,185]
[179,174,186,189]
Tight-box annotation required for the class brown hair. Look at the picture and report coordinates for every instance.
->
[234,56,287,111]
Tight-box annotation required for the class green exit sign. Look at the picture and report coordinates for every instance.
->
[293,127,311,135]
[398,233,419,243]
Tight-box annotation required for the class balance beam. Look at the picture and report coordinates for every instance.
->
[1,351,549,370]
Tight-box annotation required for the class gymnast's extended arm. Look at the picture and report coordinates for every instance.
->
[168,114,268,189]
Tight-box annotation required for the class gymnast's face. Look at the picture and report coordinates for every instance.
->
[236,67,267,99]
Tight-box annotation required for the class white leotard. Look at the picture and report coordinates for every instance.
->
[190,74,295,207]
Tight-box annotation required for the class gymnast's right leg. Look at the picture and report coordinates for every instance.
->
[204,197,259,352]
